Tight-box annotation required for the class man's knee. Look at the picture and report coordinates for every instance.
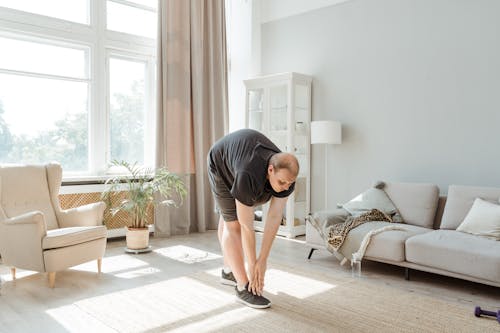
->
[224,220,241,233]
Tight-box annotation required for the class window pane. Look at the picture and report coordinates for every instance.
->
[107,1,156,38]
[109,57,146,165]
[124,0,157,9]
[0,73,89,172]
[0,36,87,79]
[0,0,89,24]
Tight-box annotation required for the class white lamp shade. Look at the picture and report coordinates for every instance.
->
[310,120,342,145]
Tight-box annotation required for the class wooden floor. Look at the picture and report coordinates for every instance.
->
[0,231,499,332]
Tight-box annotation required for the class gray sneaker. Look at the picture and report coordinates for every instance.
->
[220,269,237,286]
[235,283,271,309]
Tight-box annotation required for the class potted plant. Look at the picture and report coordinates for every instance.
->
[101,160,187,251]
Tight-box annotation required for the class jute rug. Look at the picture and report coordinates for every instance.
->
[60,263,498,333]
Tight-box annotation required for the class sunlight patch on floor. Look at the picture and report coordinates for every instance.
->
[0,270,37,281]
[153,245,222,264]
[205,266,337,299]
[205,268,223,278]
[46,277,236,333]
[46,304,116,333]
[114,266,161,279]
[70,254,149,273]
[264,268,336,299]
[168,307,262,333]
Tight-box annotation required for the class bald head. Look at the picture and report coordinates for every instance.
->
[269,152,300,177]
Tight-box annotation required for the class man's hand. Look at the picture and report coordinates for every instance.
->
[247,262,257,294]
[252,258,267,296]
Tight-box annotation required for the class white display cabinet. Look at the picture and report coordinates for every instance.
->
[244,72,311,238]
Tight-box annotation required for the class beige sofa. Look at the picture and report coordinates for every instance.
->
[306,182,500,288]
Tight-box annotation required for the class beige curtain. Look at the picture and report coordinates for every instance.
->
[155,0,228,236]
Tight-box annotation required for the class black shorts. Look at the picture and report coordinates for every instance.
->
[207,158,238,222]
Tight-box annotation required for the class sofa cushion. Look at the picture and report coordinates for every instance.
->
[343,187,403,222]
[339,222,432,262]
[406,230,500,283]
[440,185,500,230]
[457,198,500,240]
[43,226,107,250]
[384,182,439,228]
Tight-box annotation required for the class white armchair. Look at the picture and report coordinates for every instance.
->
[0,163,107,288]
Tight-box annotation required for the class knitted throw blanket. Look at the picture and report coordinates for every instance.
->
[327,208,393,251]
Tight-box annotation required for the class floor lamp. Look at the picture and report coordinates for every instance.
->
[311,120,342,209]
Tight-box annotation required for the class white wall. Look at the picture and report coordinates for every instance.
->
[260,0,350,23]
[227,0,350,133]
[260,0,500,211]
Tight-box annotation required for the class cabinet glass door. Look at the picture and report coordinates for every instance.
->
[248,89,264,132]
[268,85,288,151]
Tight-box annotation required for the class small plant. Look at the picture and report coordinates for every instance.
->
[101,160,187,229]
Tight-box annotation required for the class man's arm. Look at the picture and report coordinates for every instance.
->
[235,199,257,291]
[254,196,288,294]
[260,196,288,261]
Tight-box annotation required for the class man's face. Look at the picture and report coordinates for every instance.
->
[267,165,296,193]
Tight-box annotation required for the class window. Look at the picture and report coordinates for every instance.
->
[0,36,90,172]
[109,56,151,165]
[107,0,157,38]
[0,0,89,24]
[0,1,157,178]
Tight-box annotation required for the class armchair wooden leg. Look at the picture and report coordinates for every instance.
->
[97,258,102,274]
[11,267,16,280]
[48,272,56,288]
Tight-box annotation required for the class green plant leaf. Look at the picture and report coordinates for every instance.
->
[101,160,187,228]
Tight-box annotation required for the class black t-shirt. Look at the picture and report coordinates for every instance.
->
[208,129,295,206]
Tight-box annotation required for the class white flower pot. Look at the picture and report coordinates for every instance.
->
[126,227,150,250]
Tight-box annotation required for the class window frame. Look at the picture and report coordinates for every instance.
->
[0,0,157,180]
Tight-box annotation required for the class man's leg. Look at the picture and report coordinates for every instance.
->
[222,220,248,287]
[218,216,237,285]
[225,219,272,309]
[222,217,272,309]
[217,215,230,268]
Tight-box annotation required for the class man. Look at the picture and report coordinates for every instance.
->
[207,128,299,309]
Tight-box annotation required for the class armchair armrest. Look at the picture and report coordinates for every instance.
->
[0,211,47,271]
[58,202,106,228]
[2,211,47,228]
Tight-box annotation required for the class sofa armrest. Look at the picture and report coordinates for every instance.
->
[311,208,349,224]
[307,208,349,242]
[58,202,106,228]
[0,211,47,271]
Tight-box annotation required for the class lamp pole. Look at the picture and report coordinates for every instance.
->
[310,120,342,210]
[324,144,328,209]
